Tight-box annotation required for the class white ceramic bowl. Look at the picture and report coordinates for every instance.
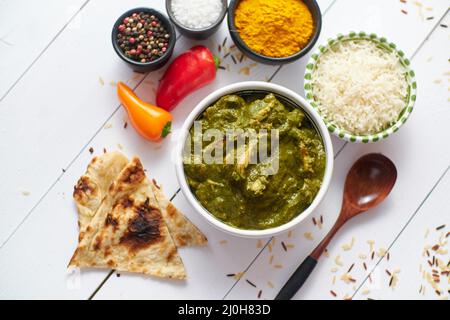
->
[175,81,334,238]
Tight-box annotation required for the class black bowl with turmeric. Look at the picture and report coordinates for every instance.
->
[227,0,322,65]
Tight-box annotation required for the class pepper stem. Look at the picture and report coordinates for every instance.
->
[162,122,172,138]
[213,56,221,70]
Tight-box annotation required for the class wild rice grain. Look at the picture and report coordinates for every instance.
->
[347,263,355,273]
[246,279,257,288]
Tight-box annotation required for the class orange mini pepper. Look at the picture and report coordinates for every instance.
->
[117,81,173,141]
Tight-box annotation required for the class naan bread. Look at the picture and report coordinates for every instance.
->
[73,151,129,231]
[73,151,207,247]
[150,180,207,247]
[69,157,186,279]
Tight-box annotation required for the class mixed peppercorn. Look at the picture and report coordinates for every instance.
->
[116,11,171,63]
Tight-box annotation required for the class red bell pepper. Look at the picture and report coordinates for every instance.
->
[156,46,219,111]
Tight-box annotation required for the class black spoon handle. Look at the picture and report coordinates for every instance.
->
[274,256,318,300]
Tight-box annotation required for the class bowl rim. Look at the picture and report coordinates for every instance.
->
[165,0,228,33]
[111,7,176,67]
[304,31,418,143]
[227,0,322,64]
[175,81,334,238]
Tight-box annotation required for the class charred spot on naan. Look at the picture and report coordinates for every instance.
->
[166,203,177,219]
[116,197,134,209]
[93,235,103,251]
[166,247,178,262]
[119,158,145,186]
[104,197,134,228]
[104,246,112,258]
[105,214,119,228]
[120,198,163,252]
[73,176,98,202]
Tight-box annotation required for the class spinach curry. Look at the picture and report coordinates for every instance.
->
[184,93,326,230]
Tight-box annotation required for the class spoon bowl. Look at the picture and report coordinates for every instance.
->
[343,153,397,217]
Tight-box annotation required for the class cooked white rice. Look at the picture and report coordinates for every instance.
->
[311,40,408,135]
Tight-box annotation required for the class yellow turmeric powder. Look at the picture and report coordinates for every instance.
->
[235,0,314,58]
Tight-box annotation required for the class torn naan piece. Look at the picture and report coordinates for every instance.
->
[69,157,186,279]
[150,180,207,247]
[73,151,129,231]
[73,151,207,247]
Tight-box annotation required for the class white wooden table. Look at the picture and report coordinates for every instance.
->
[0,0,449,300]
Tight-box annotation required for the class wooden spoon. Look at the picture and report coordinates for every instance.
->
[275,153,397,300]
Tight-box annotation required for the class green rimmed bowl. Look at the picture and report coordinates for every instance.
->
[303,31,417,143]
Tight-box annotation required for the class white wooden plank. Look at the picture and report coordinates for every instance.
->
[351,14,450,300]
[225,9,450,300]
[0,149,110,299]
[0,0,86,99]
[0,1,280,299]
[0,0,335,299]
[353,167,449,300]
[0,0,334,248]
[0,0,165,246]
[1,0,445,300]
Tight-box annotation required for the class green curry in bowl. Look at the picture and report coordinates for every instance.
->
[183,93,326,230]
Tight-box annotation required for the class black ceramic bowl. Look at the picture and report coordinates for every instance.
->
[227,0,322,65]
[166,0,227,40]
[112,7,176,73]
